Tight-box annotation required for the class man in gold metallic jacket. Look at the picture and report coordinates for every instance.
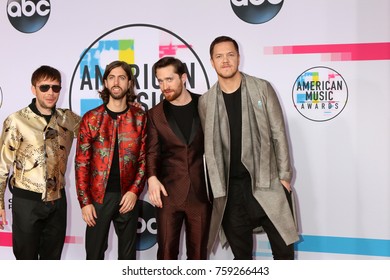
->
[0,65,80,259]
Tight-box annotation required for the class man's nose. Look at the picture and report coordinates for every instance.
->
[160,81,168,90]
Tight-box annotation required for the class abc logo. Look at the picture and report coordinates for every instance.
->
[136,200,157,251]
[7,0,51,33]
[231,0,284,24]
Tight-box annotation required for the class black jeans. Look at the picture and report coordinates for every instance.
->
[85,192,139,260]
[12,189,67,260]
[222,176,294,260]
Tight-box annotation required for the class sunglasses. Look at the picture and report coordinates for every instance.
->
[37,84,62,93]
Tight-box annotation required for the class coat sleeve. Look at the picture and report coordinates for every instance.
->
[0,117,20,209]
[74,113,94,207]
[127,110,147,197]
[264,81,293,182]
[145,110,160,179]
[67,110,81,137]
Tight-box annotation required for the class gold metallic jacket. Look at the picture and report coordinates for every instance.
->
[0,103,80,209]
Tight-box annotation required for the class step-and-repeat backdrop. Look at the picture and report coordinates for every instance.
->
[0,0,389,260]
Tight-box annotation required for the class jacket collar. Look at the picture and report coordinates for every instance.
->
[28,98,56,123]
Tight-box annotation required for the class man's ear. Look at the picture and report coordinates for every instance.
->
[181,72,188,84]
[31,85,37,96]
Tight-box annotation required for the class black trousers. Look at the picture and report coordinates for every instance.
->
[85,192,139,260]
[222,176,295,260]
[12,190,67,260]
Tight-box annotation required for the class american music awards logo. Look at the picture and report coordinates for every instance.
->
[292,66,348,122]
[69,23,210,115]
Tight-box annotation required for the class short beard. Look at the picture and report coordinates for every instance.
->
[109,90,127,100]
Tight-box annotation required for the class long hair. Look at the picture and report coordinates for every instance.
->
[209,36,240,58]
[31,65,61,86]
[98,60,136,104]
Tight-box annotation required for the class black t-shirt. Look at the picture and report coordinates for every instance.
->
[222,88,248,179]
[167,99,195,144]
[105,105,129,193]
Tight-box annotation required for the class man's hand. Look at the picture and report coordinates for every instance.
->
[119,191,138,214]
[148,176,168,208]
[82,204,97,227]
[129,101,142,109]
[0,209,7,230]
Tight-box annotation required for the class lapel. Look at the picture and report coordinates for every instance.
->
[203,84,229,198]
[242,73,272,189]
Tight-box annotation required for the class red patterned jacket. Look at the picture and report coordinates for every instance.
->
[75,104,146,207]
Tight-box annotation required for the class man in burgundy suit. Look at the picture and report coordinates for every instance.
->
[146,56,211,259]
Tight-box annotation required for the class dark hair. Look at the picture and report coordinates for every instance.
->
[31,65,61,86]
[99,60,136,104]
[153,56,187,77]
[209,36,239,58]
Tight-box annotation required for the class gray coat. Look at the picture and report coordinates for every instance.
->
[198,72,299,252]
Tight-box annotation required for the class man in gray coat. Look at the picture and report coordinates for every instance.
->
[198,36,299,260]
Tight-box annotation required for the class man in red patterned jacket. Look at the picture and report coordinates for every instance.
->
[75,60,147,260]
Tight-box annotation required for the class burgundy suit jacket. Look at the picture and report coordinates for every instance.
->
[146,93,209,206]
